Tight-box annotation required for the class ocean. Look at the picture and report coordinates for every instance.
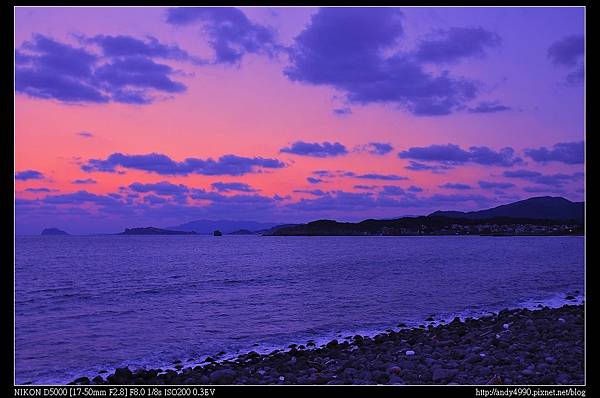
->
[15,235,584,384]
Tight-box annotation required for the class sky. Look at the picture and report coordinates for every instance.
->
[14,6,585,234]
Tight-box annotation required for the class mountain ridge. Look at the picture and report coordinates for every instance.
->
[266,196,584,236]
[429,196,583,222]
[165,219,279,235]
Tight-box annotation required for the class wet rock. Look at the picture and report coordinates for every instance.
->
[556,373,571,384]
[115,367,132,380]
[209,369,237,384]
[465,353,482,364]
[432,368,457,383]
[326,339,339,349]
[389,374,405,384]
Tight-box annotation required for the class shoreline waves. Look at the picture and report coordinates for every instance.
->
[66,303,584,386]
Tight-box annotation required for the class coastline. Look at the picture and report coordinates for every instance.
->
[68,303,584,385]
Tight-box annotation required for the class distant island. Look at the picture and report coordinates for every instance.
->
[228,229,255,235]
[41,227,70,235]
[166,219,278,235]
[118,227,197,235]
[264,197,584,237]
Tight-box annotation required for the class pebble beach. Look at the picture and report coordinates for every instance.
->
[70,304,584,385]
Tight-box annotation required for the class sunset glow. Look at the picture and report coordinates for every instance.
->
[15,6,585,234]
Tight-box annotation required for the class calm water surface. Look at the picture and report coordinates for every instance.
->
[15,235,584,384]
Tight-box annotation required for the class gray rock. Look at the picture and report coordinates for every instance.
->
[432,368,457,383]
[521,367,535,376]
[545,356,557,364]
[91,376,103,384]
[556,373,571,384]
[209,369,237,384]
[389,374,405,384]
[465,353,482,364]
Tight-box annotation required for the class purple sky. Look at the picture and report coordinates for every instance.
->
[14,7,585,234]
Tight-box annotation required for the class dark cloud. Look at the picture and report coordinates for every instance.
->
[77,131,94,138]
[527,173,582,187]
[565,66,584,84]
[333,107,352,116]
[189,190,281,214]
[144,194,168,205]
[468,101,511,114]
[293,189,327,196]
[524,141,584,164]
[94,56,186,102]
[312,170,333,178]
[287,191,377,212]
[548,35,584,67]
[15,34,190,104]
[165,7,280,64]
[309,169,406,181]
[415,27,501,64]
[405,161,453,173]
[478,181,515,189]
[81,152,285,176]
[280,141,348,157]
[312,170,355,178]
[128,181,189,196]
[287,190,495,214]
[502,170,542,179]
[25,187,55,193]
[355,142,394,155]
[439,182,472,190]
[502,170,583,187]
[72,178,97,185]
[407,185,424,192]
[86,34,201,63]
[428,193,493,206]
[284,8,480,116]
[42,190,122,207]
[381,186,406,196]
[15,170,45,181]
[211,181,257,192]
[306,177,323,184]
[398,144,521,167]
[353,185,377,190]
[522,186,566,194]
[548,35,584,84]
[355,173,408,181]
